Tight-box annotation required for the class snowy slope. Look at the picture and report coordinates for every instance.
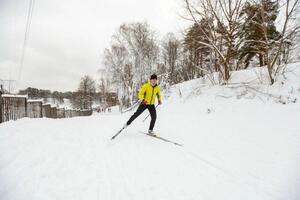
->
[0,64,300,200]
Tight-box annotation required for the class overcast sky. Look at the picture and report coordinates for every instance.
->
[0,0,188,92]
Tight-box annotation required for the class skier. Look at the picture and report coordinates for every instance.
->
[124,74,162,136]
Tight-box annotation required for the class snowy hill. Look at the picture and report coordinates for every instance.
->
[0,64,300,200]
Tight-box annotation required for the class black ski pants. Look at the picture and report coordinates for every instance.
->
[126,104,157,130]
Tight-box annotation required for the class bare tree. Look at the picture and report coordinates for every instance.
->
[98,77,112,106]
[183,0,246,82]
[103,44,133,109]
[258,0,300,84]
[161,33,182,84]
[103,22,159,109]
[117,22,159,83]
[73,75,96,109]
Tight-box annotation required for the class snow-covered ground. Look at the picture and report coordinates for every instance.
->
[0,64,300,200]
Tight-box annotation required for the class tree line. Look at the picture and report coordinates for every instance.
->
[18,76,118,110]
[101,0,299,110]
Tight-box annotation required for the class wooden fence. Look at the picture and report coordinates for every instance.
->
[42,104,52,118]
[0,95,93,123]
[0,95,27,123]
[27,99,43,118]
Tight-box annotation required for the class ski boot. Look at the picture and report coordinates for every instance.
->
[148,130,157,136]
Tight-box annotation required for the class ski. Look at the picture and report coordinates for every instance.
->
[111,126,126,140]
[139,131,183,147]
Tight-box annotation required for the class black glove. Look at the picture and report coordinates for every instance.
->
[141,100,148,105]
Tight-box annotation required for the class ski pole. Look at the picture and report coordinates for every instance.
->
[142,104,159,122]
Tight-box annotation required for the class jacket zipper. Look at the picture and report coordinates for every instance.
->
[149,85,156,105]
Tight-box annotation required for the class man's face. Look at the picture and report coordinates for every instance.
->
[150,79,157,86]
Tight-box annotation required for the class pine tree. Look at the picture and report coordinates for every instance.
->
[239,0,280,68]
[183,20,211,79]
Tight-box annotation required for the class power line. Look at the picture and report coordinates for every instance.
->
[18,0,35,83]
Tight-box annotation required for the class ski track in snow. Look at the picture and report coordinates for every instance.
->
[1,108,299,200]
[1,64,300,199]
[0,108,298,200]
[0,111,298,199]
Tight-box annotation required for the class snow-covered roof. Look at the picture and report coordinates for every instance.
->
[1,94,28,98]
[27,99,43,103]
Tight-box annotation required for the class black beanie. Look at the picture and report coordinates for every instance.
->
[150,74,157,80]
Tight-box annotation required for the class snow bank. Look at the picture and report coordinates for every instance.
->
[167,63,300,105]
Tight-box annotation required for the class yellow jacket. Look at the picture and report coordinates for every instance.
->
[138,83,162,105]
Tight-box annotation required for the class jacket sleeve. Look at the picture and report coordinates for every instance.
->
[157,87,162,102]
[138,84,147,101]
